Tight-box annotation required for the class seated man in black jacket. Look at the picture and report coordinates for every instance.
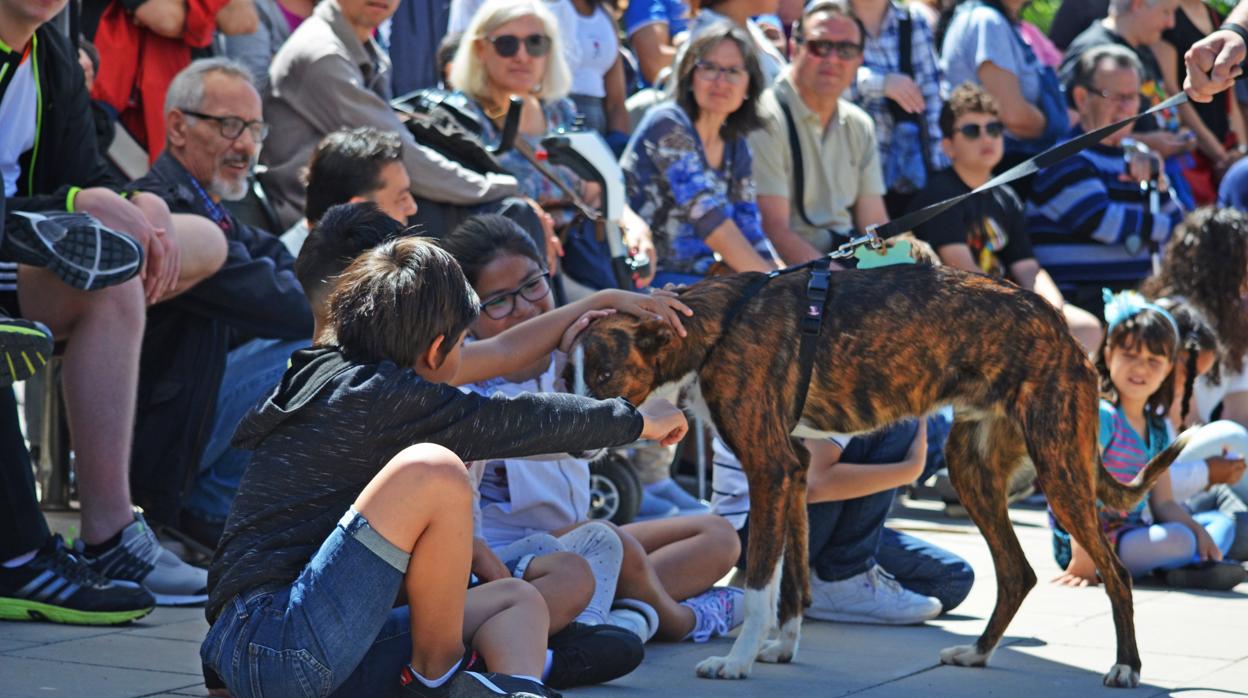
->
[128,57,314,550]
[1,0,229,608]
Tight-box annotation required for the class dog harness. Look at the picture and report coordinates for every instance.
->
[703,237,869,426]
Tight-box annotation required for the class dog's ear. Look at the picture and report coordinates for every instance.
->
[635,320,674,356]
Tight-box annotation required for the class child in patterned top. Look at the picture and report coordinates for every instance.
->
[1052,290,1245,590]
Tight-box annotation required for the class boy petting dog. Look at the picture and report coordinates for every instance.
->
[202,234,691,698]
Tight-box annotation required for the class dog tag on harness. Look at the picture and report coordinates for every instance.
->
[854,240,916,269]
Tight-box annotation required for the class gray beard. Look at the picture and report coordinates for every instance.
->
[210,173,250,202]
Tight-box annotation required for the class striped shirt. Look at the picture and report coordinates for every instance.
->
[1096,400,1169,541]
[1025,127,1183,293]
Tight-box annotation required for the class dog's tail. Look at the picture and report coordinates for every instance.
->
[1095,429,1193,510]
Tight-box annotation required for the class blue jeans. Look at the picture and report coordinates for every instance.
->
[185,337,308,523]
[877,528,974,612]
[200,509,415,698]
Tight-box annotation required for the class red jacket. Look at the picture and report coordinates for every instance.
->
[91,0,229,162]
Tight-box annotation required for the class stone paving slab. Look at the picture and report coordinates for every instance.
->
[5,503,1246,697]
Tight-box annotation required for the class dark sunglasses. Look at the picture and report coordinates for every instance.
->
[479,272,551,320]
[486,33,552,58]
[955,121,1005,140]
[180,109,269,141]
[798,38,863,59]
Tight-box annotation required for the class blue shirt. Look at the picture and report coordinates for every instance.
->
[1218,156,1248,211]
[623,0,690,39]
[622,102,771,276]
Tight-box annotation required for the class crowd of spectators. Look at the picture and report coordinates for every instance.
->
[3,0,1248,696]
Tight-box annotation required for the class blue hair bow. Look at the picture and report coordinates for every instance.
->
[1102,289,1179,342]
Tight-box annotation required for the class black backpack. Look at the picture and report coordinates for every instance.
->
[390,89,518,175]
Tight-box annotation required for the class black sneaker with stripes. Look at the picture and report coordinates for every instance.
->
[0,535,155,625]
[77,511,209,606]
[0,316,52,386]
[3,210,143,290]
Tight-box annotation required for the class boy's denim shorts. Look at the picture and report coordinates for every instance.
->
[200,509,414,698]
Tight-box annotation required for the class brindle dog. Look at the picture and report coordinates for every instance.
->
[570,263,1189,687]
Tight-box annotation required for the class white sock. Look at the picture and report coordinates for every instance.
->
[512,675,543,685]
[1,549,37,568]
[408,657,461,688]
[541,649,553,680]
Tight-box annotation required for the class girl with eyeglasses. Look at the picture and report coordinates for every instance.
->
[440,214,748,658]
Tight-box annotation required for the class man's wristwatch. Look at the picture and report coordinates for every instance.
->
[1218,21,1248,72]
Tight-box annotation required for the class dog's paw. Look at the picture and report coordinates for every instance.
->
[756,639,795,664]
[1102,664,1140,688]
[696,654,753,679]
[939,644,990,667]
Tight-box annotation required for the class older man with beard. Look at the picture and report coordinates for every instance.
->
[129,58,313,549]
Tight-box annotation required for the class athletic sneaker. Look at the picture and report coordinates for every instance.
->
[4,210,142,290]
[546,622,644,689]
[1162,561,1247,591]
[805,565,941,625]
[645,478,711,515]
[0,317,52,386]
[77,511,208,606]
[0,535,154,625]
[680,586,745,642]
[399,666,561,697]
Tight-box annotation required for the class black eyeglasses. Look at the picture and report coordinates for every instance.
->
[955,121,1005,140]
[180,109,269,141]
[694,60,748,85]
[486,33,552,58]
[797,38,863,59]
[479,272,551,319]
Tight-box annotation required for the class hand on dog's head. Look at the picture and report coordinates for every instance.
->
[565,312,674,405]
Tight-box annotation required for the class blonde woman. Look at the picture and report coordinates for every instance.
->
[452,0,656,290]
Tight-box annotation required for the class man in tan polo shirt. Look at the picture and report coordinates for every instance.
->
[750,0,890,265]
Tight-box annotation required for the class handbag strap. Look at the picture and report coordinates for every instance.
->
[778,98,838,233]
[510,137,600,222]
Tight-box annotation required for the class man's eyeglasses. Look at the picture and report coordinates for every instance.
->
[181,110,269,141]
[955,121,1005,140]
[797,38,863,60]
[486,33,552,58]
[1086,87,1140,108]
[479,272,551,319]
[694,60,748,85]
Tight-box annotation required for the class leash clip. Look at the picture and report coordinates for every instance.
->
[828,227,885,261]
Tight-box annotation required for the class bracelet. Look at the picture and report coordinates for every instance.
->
[1217,22,1248,71]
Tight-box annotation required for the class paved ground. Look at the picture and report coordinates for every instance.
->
[4,499,1246,698]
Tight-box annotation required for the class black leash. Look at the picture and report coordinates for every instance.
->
[866,90,1190,240]
[692,89,1192,429]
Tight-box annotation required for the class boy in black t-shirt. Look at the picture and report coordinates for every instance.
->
[202,236,692,698]
[907,83,1103,353]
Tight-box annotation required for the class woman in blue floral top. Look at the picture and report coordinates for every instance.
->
[623,22,777,285]
[451,0,656,287]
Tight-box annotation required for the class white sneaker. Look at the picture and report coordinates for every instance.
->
[79,512,208,606]
[608,598,659,642]
[805,565,941,625]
